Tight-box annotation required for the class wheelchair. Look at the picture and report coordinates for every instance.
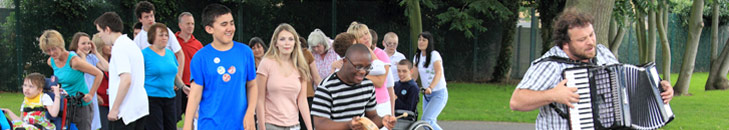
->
[392,110,432,130]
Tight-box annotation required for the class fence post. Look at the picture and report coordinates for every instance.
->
[472,28,478,81]
[331,0,337,37]
[529,7,537,62]
[15,0,22,91]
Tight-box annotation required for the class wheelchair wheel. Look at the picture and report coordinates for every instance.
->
[407,120,433,130]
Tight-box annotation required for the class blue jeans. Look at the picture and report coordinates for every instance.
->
[421,89,448,130]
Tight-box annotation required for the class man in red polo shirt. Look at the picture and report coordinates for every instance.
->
[174,11,203,122]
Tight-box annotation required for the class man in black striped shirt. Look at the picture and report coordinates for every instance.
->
[312,44,397,130]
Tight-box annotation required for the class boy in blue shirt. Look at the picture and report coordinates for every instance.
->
[394,59,419,121]
[183,4,258,130]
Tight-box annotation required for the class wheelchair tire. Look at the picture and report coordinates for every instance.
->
[407,120,433,130]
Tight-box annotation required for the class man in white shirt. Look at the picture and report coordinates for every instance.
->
[133,1,185,80]
[94,12,149,130]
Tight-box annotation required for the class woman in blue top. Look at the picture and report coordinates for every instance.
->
[38,30,104,130]
[143,23,184,130]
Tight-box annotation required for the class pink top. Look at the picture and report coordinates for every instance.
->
[257,58,303,126]
[373,48,391,104]
[313,48,339,78]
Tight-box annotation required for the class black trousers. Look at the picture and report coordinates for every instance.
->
[109,116,147,130]
[298,97,315,130]
[175,88,188,122]
[146,97,177,130]
[98,105,110,130]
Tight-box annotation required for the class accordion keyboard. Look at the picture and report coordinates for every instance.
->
[564,68,595,130]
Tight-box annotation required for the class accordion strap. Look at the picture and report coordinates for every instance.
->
[534,56,597,66]
[549,104,570,120]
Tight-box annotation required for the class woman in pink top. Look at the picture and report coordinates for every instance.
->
[256,23,313,130]
[347,22,394,122]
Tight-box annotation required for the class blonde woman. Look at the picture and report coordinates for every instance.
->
[256,23,313,130]
[347,22,394,125]
[38,30,104,130]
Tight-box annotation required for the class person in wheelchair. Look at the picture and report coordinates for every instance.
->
[393,60,419,121]
[1,73,62,130]
[392,60,432,130]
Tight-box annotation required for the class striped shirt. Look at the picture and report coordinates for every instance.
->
[516,44,619,130]
[311,72,377,122]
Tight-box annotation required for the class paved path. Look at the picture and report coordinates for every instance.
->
[178,121,535,130]
[440,121,534,130]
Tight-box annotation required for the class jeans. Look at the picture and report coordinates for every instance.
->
[421,89,448,130]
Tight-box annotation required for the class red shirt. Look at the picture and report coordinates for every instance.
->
[97,72,110,106]
[175,31,203,85]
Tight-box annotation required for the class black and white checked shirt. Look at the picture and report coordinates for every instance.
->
[516,44,619,130]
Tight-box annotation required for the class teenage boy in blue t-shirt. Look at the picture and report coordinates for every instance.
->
[183,4,258,130]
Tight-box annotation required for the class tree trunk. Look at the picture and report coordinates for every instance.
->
[635,10,647,63]
[674,0,704,96]
[407,0,423,58]
[710,1,719,61]
[610,16,628,57]
[646,8,657,63]
[656,3,671,82]
[491,0,520,82]
[706,0,719,90]
[538,0,566,54]
[706,33,729,90]
[566,0,614,47]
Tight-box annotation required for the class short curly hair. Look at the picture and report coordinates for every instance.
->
[333,33,357,57]
[552,8,594,48]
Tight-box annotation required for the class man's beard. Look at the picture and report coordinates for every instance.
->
[570,47,596,61]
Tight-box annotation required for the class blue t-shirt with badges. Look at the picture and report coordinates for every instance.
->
[190,41,256,130]
[142,47,179,98]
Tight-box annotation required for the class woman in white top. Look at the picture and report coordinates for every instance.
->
[256,23,313,130]
[412,31,448,130]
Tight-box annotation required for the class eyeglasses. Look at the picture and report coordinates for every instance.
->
[346,58,373,72]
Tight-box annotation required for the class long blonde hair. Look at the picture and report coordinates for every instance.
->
[265,23,311,81]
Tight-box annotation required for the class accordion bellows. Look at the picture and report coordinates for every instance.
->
[563,63,675,130]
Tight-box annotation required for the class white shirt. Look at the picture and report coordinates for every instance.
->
[109,34,149,124]
[133,27,182,53]
[20,94,53,112]
[414,51,447,91]
[388,51,406,82]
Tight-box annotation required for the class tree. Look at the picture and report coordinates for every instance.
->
[674,0,704,96]
[609,0,631,57]
[535,0,566,54]
[565,0,615,47]
[705,0,729,90]
[656,0,671,82]
[490,0,520,82]
[400,0,435,58]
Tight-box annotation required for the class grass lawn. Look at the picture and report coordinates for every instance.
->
[437,72,728,129]
[3,73,727,129]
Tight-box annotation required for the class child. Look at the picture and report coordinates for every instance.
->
[183,4,257,130]
[1,73,61,130]
[394,60,419,121]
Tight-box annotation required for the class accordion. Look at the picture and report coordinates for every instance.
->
[562,63,675,130]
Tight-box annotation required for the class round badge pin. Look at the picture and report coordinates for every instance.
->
[228,66,236,74]
[214,57,221,64]
[401,89,407,95]
[222,74,231,82]
[217,66,226,75]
